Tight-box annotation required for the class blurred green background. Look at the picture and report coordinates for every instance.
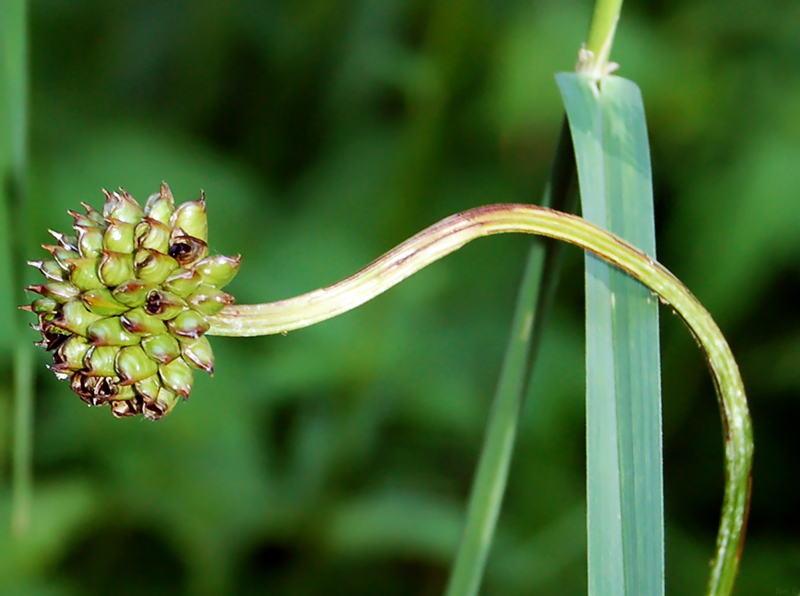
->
[1,0,799,594]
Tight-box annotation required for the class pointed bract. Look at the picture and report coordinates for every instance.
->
[144,182,176,225]
[121,307,168,335]
[163,268,202,298]
[170,194,208,242]
[167,309,210,339]
[98,251,135,288]
[49,229,79,252]
[195,255,241,289]
[29,260,67,282]
[67,257,105,291]
[181,335,215,374]
[80,202,106,226]
[27,282,80,303]
[116,345,159,384]
[143,387,180,420]
[42,244,77,268]
[103,219,137,254]
[82,287,130,316]
[142,333,181,364]
[76,225,105,259]
[87,317,140,347]
[135,218,172,253]
[159,357,193,399]
[134,249,179,284]
[103,188,144,223]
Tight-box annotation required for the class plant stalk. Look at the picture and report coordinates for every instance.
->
[1,0,32,535]
[582,0,624,79]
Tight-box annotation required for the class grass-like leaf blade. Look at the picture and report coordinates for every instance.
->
[557,72,664,596]
[444,120,577,596]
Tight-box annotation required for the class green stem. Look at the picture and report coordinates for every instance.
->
[11,343,33,533]
[208,203,751,595]
[1,0,32,535]
[581,0,624,79]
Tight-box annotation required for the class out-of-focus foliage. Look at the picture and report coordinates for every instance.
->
[0,0,798,594]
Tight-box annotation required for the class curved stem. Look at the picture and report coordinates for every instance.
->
[208,203,752,595]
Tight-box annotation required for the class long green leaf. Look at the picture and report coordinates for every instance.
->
[557,72,663,596]
[442,119,577,596]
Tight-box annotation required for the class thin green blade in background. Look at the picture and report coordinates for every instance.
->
[0,0,17,506]
[0,0,23,361]
[444,120,578,596]
[1,0,34,534]
[557,73,663,596]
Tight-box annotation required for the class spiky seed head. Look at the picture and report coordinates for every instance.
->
[22,182,239,419]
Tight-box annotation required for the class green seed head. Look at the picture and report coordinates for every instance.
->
[22,182,239,420]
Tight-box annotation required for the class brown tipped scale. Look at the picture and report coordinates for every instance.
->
[22,183,238,420]
[195,255,241,288]
[141,333,181,364]
[181,335,215,374]
[159,357,193,399]
[82,288,130,316]
[143,388,180,420]
[167,309,210,339]
[134,374,161,403]
[120,307,169,335]
[116,345,159,384]
[113,280,155,308]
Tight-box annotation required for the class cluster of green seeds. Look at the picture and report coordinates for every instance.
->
[22,183,240,420]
